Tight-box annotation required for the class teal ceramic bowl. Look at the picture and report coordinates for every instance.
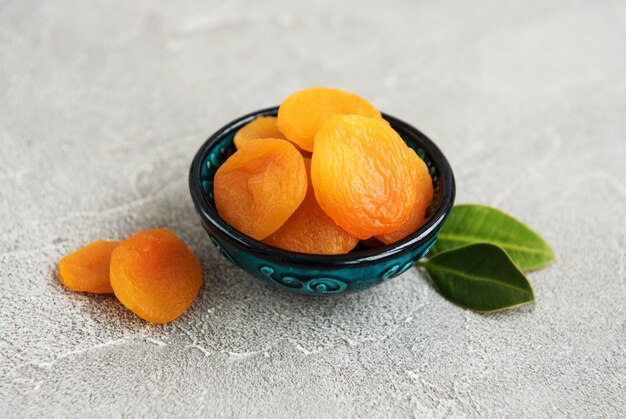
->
[189,107,455,295]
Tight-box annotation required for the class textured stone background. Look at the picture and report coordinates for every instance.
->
[1,0,625,417]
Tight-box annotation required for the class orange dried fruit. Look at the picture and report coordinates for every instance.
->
[110,229,202,324]
[58,240,119,294]
[263,159,358,255]
[376,150,434,244]
[311,115,419,240]
[277,87,382,152]
[233,116,286,149]
[214,138,307,240]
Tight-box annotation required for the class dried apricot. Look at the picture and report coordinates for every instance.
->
[58,240,119,294]
[311,115,419,240]
[277,87,382,152]
[233,116,286,149]
[110,229,202,324]
[263,159,358,254]
[376,150,434,244]
[214,138,307,240]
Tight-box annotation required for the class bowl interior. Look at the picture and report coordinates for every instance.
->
[193,107,453,259]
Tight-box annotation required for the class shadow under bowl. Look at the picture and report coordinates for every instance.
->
[189,107,455,295]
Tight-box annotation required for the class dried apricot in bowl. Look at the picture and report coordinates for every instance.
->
[376,150,434,244]
[277,87,382,152]
[263,159,358,255]
[58,240,119,294]
[233,116,286,149]
[311,115,420,240]
[214,138,307,240]
[110,229,202,324]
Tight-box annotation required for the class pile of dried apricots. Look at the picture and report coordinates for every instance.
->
[57,87,433,324]
[215,87,434,254]
[58,229,202,324]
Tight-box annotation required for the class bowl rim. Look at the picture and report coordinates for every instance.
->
[189,106,455,267]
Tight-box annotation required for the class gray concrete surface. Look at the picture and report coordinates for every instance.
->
[1,0,625,417]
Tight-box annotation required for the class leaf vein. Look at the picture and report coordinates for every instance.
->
[424,264,532,296]
[437,233,552,256]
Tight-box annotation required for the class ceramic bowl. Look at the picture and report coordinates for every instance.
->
[189,107,455,295]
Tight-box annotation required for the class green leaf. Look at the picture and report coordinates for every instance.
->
[420,243,534,312]
[430,204,555,271]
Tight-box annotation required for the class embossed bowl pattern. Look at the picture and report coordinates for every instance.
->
[189,107,455,295]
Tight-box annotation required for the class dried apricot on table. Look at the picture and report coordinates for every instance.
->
[110,229,202,324]
[376,150,434,244]
[277,87,382,152]
[233,116,286,149]
[263,158,358,255]
[214,138,307,240]
[58,240,119,294]
[311,115,419,240]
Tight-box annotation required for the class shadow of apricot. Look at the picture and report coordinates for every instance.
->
[50,268,150,334]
